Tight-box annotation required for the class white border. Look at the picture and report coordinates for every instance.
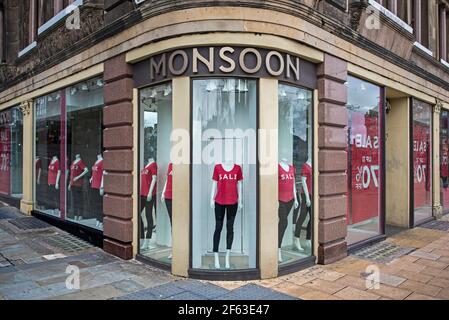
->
[414,41,434,57]
[368,0,414,34]
[18,41,37,58]
[38,0,83,36]
[441,59,449,69]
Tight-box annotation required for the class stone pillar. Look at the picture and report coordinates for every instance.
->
[103,53,134,260]
[258,78,278,279]
[433,102,443,219]
[19,100,34,215]
[317,54,348,265]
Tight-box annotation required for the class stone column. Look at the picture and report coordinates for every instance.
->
[102,54,134,260]
[433,101,443,219]
[317,54,348,265]
[19,100,34,215]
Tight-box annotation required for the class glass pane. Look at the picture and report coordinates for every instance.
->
[346,76,382,245]
[66,77,104,230]
[278,84,313,265]
[139,83,173,263]
[412,99,432,225]
[192,78,257,270]
[440,110,449,213]
[0,107,23,199]
[35,92,62,218]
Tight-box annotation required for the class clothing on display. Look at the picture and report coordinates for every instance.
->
[70,160,87,187]
[70,186,84,218]
[140,195,156,239]
[140,161,157,197]
[213,203,238,252]
[295,193,312,240]
[278,164,296,202]
[48,158,59,186]
[301,163,312,194]
[90,189,103,222]
[91,159,104,189]
[165,199,173,227]
[278,199,295,248]
[164,163,173,200]
[212,164,243,205]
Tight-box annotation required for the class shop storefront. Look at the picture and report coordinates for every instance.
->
[32,76,105,245]
[0,106,23,207]
[133,46,316,278]
[441,110,449,214]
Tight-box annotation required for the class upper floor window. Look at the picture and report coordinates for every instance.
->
[0,3,5,62]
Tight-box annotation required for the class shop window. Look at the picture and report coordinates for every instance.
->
[34,77,104,230]
[277,83,313,265]
[0,4,4,63]
[138,83,173,263]
[346,76,383,245]
[191,78,257,270]
[0,107,23,200]
[412,99,432,226]
[440,110,449,214]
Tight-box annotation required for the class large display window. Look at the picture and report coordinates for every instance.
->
[440,110,449,213]
[34,77,104,230]
[138,82,173,264]
[346,76,383,245]
[192,78,257,270]
[278,83,313,265]
[412,99,432,225]
[0,106,23,200]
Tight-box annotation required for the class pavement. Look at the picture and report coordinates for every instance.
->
[0,202,449,300]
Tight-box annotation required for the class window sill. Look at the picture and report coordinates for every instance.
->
[413,42,434,58]
[441,59,449,69]
[367,0,413,34]
[18,41,37,58]
[38,0,83,36]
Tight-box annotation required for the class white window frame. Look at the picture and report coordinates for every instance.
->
[368,0,414,34]
[37,0,83,36]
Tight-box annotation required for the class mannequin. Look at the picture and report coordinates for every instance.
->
[35,157,42,185]
[277,157,299,263]
[161,162,173,259]
[294,157,312,251]
[140,157,157,250]
[90,154,104,229]
[48,156,61,213]
[69,154,88,221]
[210,161,243,269]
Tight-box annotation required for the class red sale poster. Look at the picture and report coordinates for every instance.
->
[413,122,431,209]
[347,112,380,224]
[0,126,11,195]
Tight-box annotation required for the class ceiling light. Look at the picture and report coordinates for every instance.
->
[164,84,172,96]
[96,79,104,87]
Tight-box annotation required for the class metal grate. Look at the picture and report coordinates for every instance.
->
[41,233,93,253]
[352,242,415,264]
[419,220,449,231]
[8,217,51,230]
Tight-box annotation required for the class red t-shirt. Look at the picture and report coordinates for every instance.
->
[48,159,59,186]
[213,164,243,205]
[279,164,296,202]
[164,163,173,200]
[91,160,104,190]
[140,162,157,197]
[70,160,87,187]
[301,163,312,194]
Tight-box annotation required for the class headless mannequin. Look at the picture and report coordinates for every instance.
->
[141,158,157,250]
[295,157,312,251]
[278,158,299,263]
[69,154,89,221]
[161,164,173,259]
[90,154,105,228]
[210,161,243,269]
[36,157,42,185]
[49,156,61,214]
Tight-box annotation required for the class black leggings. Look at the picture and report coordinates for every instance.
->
[165,199,172,227]
[70,186,84,218]
[278,200,294,248]
[295,193,312,240]
[213,203,238,252]
[140,195,156,239]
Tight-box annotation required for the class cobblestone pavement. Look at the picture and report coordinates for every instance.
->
[1,202,449,300]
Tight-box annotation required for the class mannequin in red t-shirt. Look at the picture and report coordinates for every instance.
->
[210,161,243,269]
[35,157,42,185]
[47,155,61,212]
[161,163,173,259]
[90,154,104,229]
[294,158,312,252]
[68,154,89,221]
[278,158,299,263]
[140,157,158,250]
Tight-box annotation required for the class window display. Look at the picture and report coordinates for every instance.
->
[412,99,432,225]
[139,83,173,264]
[34,77,104,230]
[346,76,383,245]
[0,106,23,200]
[440,111,449,213]
[192,78,257,270]
[278,84,313,265]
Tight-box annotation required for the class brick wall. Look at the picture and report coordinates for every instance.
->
[102,53,134,260]
[317,54,349,265]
